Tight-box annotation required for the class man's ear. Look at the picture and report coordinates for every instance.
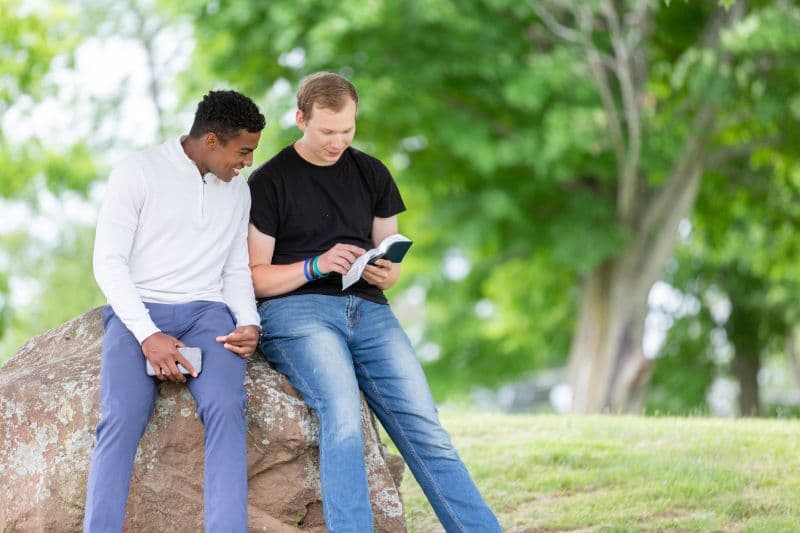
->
[204,132,219,150]
[295,109,306,130]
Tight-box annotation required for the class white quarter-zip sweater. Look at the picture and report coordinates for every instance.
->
[93,137,259,343]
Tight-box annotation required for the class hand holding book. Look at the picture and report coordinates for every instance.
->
[342,234,412,290]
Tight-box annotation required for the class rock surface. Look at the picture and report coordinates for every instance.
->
[0,307,406,532]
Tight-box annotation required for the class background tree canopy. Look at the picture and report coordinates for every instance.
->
[2,0,800,417]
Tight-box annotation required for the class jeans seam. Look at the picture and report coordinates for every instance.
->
[354,359,467,533]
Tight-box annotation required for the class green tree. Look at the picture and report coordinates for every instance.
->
[0,224,104,360]
[1,0,185,361]
[172,0,800,411]
[533,0,800,413]
[1,1,91,347]
[650,151,800,416]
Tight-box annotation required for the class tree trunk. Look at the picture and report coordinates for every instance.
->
[567,157,704,414]
[727,300,762,417]
[552,1,737,414]
[732,352,760,417]
[567,255,653,414]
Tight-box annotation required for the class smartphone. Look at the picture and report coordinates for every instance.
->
[146,346,202,376]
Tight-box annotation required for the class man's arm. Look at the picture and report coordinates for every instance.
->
[218,192,261,357]
[93,162,194,381]
[248,224,366,298]
[361,215,401,290]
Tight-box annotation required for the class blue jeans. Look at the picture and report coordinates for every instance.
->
[84,302,248,533]
[258,294,501,533]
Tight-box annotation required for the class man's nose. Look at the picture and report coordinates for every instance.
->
[331,134,346,148]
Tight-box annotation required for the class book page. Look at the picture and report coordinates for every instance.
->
[342,250,377,290]
[341,233,412,290]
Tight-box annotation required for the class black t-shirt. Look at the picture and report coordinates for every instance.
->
[248,144,406,304]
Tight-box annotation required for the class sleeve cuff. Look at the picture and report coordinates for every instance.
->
[131,321,161,344]
[236,321,261,331]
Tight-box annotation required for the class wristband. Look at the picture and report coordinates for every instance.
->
[312,256,328,278]
[303,258,313,282]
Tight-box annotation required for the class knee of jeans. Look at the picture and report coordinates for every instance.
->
[327,418,364,447]
[408,423,459,458]
[317,400,364,445]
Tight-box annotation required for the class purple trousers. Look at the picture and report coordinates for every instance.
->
[83,301,247,532]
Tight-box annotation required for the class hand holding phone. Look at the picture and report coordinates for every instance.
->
[146,346,202,377]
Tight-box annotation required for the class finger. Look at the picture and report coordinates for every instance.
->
[235,330,259,343]
[217,331,252,345]
[331,258,353,271]
[337,244,367,255]
[326,263,349,275]
[175,354,198,378]
[363,268,385,281]
[174,338,186,348]
[165,361,186,383]
[233,327,259,341]
[224,342,255,357]
[373,259,392,268]
[217,326,253,342]
[338,251,359,264]
[216,326,242,342]
[362,270,386,286]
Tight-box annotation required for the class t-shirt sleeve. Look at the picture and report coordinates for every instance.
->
[248,166,279,237]
[374,161,406,218]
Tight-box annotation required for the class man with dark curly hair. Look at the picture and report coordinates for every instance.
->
[84,90,265,532]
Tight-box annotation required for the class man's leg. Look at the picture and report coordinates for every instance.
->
[351,298,502,533]
[179,301,248,533]
[259,295,373,533]
[84,306,159,532]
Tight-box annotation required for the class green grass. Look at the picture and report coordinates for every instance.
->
[386,412,800,532]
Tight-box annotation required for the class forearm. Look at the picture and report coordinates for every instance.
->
[251,261,312,298]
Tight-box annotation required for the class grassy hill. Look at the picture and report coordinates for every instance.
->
[393,412,800,532]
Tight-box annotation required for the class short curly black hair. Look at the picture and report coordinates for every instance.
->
[189,90,266,144]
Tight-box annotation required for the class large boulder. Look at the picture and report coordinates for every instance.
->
[0,308,406,532]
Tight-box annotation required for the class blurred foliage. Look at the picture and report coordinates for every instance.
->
[1,1,78,342]
[170,0,633,394]
[1,0,187,355]
[648,152,800,414]
[0,0,77,100]
[0,224,104,361]
[2,0,800,418]
[168,0,800,401]
[0,1,98,199]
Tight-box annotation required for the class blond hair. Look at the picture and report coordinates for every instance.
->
[296,72,358,120]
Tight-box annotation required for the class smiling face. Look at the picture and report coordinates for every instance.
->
[294,97,357,166]
[203,129,261,181]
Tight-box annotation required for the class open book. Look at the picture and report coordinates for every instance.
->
[341,234,413,290]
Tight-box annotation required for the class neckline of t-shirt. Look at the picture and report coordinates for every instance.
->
[290,143,349,170]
